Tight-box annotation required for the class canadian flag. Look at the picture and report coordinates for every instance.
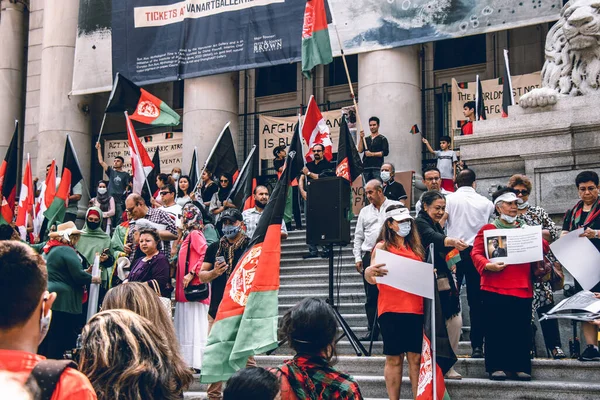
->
[16,154,34,240]
[302,95,333,162]
[125,112,154,194]
[33,159,57,239]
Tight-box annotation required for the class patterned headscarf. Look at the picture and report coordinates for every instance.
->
[182,202,204,234]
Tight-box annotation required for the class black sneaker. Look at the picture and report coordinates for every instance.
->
[579,345,600,361]
[471,347,484,358]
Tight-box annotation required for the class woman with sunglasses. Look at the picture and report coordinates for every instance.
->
[507,174,566,360]
[560,170,600,362]
[209,173,236,230]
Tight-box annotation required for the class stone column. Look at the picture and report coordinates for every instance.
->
[182,73,239,173]
[38,0,91,198]
[358,46,422,174]
[0,0,26,158]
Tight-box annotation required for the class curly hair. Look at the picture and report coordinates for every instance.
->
[79,309,192,400]
[507,174,532,193]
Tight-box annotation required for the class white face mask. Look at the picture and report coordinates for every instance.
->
[396,221,412,237]
[380,171,391,182]
[517,201,529,210]
[97,187,107,195]
[172,173,180,180]
[501,214,517,224]
[39,299,52,345]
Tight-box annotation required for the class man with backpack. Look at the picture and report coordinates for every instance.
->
[0,241,96,400]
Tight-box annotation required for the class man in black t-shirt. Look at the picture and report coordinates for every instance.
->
[358,116,389,183]
[380,163,407,205]
[96,142,131,225]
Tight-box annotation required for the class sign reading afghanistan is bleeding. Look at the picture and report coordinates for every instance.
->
[111,0,305,86]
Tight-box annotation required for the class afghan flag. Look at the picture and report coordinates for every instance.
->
[336,116,363,220]
[188,147,200,192]
[201,151,294,384]
[416,281,457,400]
[204,122,239,183]
[445,248,461,270]
[302,96,333,162]
[410,124,421,135]
[475,75,487,121]
[125,112,154,195]
[144,146,161,204]
[228,146,257,211]
[45,136,84,228]
[16,153,34,239]
[0,121,19,225]
[501,49,514,118]
[33,159,57,238]
[301,0,333,79]
[284,121,305,225]
[105,73,180,126]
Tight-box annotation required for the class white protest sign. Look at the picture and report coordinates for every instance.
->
[483,225,543,264]
[550,228,600,291]
[374,248,434,299]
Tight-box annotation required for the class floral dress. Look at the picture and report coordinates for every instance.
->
[516,205,561,314]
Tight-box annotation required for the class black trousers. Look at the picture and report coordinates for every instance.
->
[536,303,562,349]
[361,251,379,336]
[291,186,302,229]
[38,310,82,360]
[456,246,484,348]
[482,291,532,374]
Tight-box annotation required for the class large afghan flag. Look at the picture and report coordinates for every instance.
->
[44,137,84,228]
[105,73,180,126]
[228,146,257,211]
[302,96,333,162]
[33,159,57,238]
[336,116,363,220]
[0,121,19,225]
[188,147,200,192]
[204,123,239,182]
[301,0,333,78]
[201,152,294,384]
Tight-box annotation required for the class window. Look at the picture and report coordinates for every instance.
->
[255,63,297,97]
[325,55,358,86]
[434,34,486,70]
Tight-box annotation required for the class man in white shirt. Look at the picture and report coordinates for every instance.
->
[159,183,182,229]
[415,166,450,217]
[242,185,287,240]
[353,179,401,341]
[445,168,495,358]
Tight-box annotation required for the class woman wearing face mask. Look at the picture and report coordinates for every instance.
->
[507,174,566,359]
[90,180,115,232]
[38,222,101,359]
[209,173,236,232]
[76,208,114,300]
[415,191,468,379]
[364,205,425,400]
[171,167,182,192]
[176,175,193,207]
[471,187,549,381]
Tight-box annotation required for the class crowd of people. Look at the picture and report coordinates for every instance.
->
[0,112,599,400]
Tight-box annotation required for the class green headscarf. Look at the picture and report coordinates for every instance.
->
[76,207,111,266]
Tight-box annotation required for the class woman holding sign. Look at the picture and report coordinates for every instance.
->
[415,191,469,379]
[472,188,548,381]
[561,170,600,362]
[364,205,425,399]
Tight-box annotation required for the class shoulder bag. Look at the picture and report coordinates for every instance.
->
[183,236,210,302]
[149,279,173,318]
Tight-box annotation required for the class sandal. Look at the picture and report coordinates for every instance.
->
[551,346,566,359]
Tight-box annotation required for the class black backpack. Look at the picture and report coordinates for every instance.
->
[25,359,78,400]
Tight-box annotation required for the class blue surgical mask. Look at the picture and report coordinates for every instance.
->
[501,214,517,224]
[396,221,412,237]
[222,225,241,239]
[517,201,529,210]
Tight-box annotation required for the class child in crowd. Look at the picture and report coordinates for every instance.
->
[422,136,458,192]
[461,101,476,135]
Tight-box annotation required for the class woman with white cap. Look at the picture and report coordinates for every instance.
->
[37,221,101,359]
[364,204,425,400]
[471,187,548,381]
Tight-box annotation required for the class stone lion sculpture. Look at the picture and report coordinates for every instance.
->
[520,0,600,108]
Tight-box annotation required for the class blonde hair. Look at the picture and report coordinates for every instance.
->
[79,309,192,400]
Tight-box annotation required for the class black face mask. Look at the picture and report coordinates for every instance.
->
[87,221,101,230]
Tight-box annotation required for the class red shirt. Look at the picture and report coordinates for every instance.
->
[461,121,473,135]
[376,244,424,316]
[471,224,548,298]
[0,349,96,400]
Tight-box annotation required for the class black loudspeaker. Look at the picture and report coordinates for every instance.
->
[306,176,351,245]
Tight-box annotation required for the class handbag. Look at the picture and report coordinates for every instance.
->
[183,237,210,302]
[149,279,172,318]
[437,276,451,292]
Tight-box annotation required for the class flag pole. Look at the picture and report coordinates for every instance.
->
[504,49,515,106]
[430,243,438,400]
[326,5,366,150]
[475,75,480,121]
[66,134,92,200]
[96,113,107,144]
[196,121,232,191]
[124,112,153,197]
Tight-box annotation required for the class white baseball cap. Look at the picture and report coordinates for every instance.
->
[384,207,413,222]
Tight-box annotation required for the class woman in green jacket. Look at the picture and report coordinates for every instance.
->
[38,221,101,359]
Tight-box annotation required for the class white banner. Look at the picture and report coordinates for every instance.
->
[103,132,183,175]
[551,229,600,291]
[374,248,434,299]
[483,225,543,264]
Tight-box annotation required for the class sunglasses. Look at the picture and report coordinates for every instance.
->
[220,179,229,183]
[160,191,171,196]
[313,150,323,153]
[514,190,529,196]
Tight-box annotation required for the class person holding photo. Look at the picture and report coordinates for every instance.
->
[471,188,549,381]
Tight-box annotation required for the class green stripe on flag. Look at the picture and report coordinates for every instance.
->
[302,29,333,78]
[283,186,293,224]
[151,101,181,126]
[44,197,66,229]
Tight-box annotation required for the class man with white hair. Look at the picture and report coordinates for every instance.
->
[353,179,401,341]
